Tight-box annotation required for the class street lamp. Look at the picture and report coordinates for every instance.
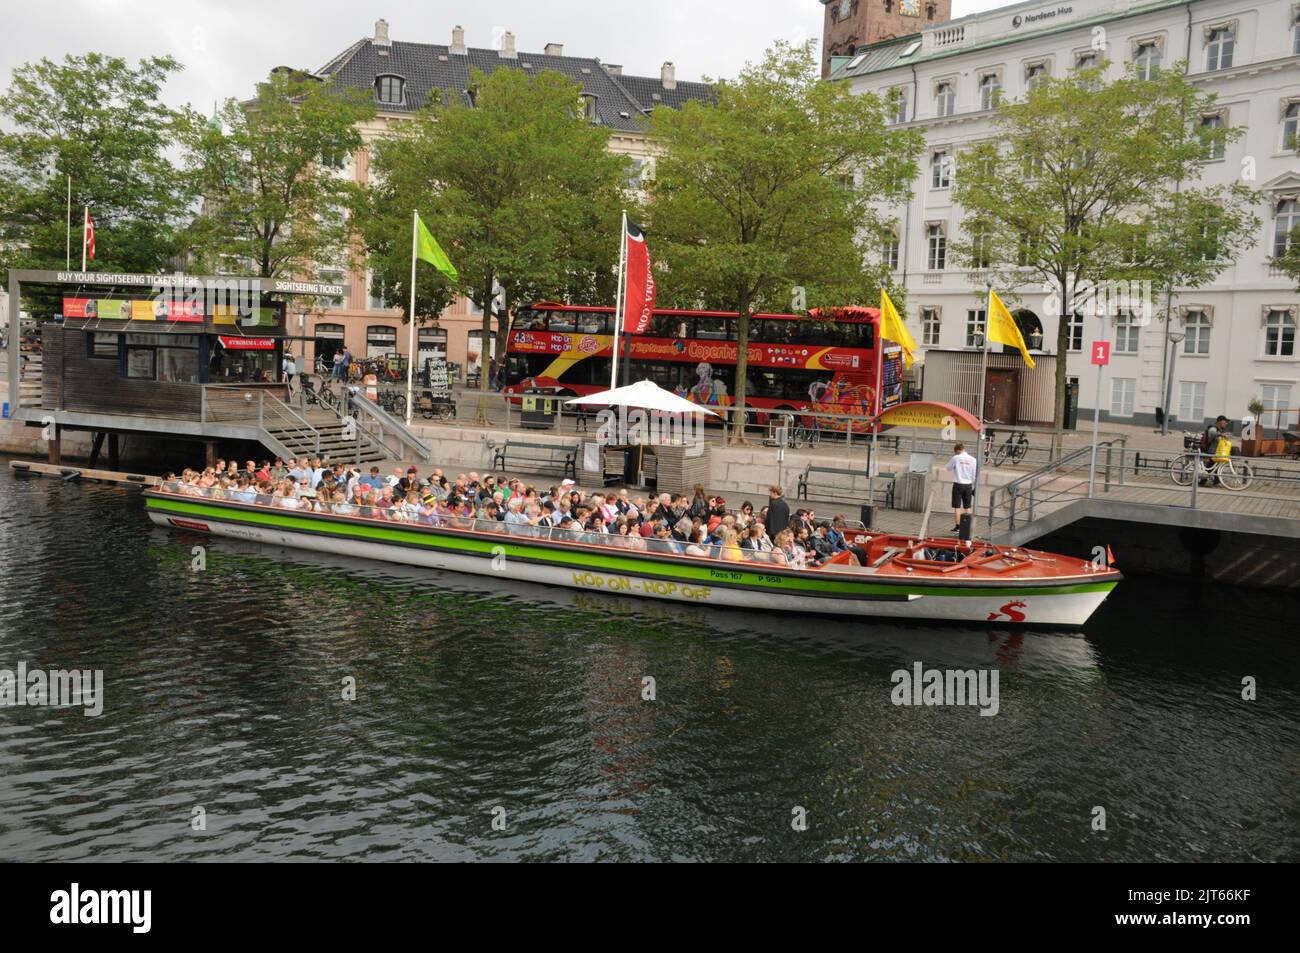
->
[1160,328,1186,436]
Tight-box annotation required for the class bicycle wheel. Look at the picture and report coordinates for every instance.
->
[436,403,456,421]
[789,428,805,449]
[1217,459,1252,491]
[1170,455,1195,486]
[1011,436,1030,463]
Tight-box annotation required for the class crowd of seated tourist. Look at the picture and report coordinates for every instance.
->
[160,458,866,568]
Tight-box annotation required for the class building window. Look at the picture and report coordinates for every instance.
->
[367,270,391,311]
[930,150,952,189]
[1110,377,1136,417]
[88,332,119,358]
[1134,41,1161,79]
[889,87,908,124]
[317,268,345,309]
[1074,52,1100,90]
[1275,200,1299,258]
[123,333,199,383]
[1115,311,1141,353]
[965,309,986,348]
[883,232,900,270]
[1200,114,1226,161]
[927,224,947,270]
[979,73,1001,110]
[922,307,941,346]
[1260,383,1296,429]
[1264,309,1296,357]
[366,324,398,359]
[1183,310,1211,355]
[375,75,405,105]
[1284,102,1299,152]
[1025,63,1048,90]
[1205,27,1234,71]
[1066,312,1084,352]
[581,94,598,122]
[1179,381,1207,423]
[935,81,955,118]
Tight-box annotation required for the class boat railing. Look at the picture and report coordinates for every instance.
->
[152,481,813,568]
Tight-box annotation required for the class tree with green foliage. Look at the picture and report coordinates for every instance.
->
[950,61,1258,448]
[0,53,194,286]
[645,40,922,440]
[356,66,628,410]
[182,69,374,281]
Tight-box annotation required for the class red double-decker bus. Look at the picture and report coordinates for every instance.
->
[502,302,905,427]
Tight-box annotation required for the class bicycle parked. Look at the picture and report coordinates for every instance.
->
[301,375,340,412]
[982,428,1030,467]
[1170,433,1253,490]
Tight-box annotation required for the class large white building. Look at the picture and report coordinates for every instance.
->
[830,0,1300,431]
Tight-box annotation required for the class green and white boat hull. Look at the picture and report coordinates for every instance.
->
[145,493,1119,626]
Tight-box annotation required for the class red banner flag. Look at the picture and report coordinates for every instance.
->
[84,209,96,262]
[620,220,655,334]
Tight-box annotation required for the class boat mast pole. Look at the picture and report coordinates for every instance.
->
[971,285,991,538]
[610,210,627,391]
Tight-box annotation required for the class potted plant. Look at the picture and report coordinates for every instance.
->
[1243,397,1265,456]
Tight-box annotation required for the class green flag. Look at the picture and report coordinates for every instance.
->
[415,212,457,281]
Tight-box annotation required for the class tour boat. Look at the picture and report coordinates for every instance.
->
[143,487,1121,626]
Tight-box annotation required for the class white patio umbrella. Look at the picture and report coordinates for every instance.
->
[564,379,720,417]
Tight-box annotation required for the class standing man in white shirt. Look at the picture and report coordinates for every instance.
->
[945,442,978,535]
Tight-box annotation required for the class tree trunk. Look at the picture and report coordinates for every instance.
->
[494,286,512,392]
[474,275,493,426]
[730,294,752,446]
[1051,290,1070,461]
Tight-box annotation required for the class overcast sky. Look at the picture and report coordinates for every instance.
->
[1,0,1008,112]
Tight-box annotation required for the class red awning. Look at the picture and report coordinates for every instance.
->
[218,336,275,350]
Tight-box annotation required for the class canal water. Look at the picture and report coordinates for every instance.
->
[0,463,1297,862]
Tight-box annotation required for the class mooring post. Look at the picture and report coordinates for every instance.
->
[47,423,61,465]
[108,432,120,471]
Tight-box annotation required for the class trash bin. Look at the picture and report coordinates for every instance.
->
[1064,379,1080,430]
[520,390,558,429]
[894,470,928,512]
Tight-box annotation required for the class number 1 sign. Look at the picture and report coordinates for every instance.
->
[1091,341,1111,366]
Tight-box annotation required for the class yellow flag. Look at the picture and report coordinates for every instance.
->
[879,289,917,369]
[988,290,1036,368]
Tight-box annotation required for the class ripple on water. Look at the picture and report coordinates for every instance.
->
[0,466,1297,861]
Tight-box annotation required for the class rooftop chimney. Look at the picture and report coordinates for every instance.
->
[544,42,564,57]
[499,31,517,59]
[661,62,677,91]
[374,18,391,46]
[604,63,623,75]
[450,24,466,55]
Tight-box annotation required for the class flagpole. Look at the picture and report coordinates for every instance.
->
[81,206,88,272]
[65,176,71,269]
[972,286,991,540]
[406,210,418,426]
[610,210,627,391]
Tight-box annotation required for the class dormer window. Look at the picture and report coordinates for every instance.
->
[375,74,405,105]
[581,94,599,122]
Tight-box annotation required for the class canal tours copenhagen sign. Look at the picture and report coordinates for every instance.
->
[876,400,981,432]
